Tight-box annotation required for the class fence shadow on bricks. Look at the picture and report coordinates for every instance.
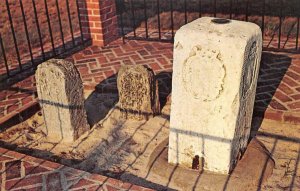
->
[252,52,292,123]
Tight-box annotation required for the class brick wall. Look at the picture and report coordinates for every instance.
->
[78,0,118,46]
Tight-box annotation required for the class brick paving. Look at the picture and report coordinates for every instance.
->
[69,39,173,89]
[0,147,153,191]
[0,74,37,124]
[255,52,300,123]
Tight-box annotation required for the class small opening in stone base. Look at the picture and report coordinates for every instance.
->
[192,155,200,170]
[37,111,42,116]
[211,18,230,24]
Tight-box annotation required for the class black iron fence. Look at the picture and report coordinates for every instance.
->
[0,0,87,82]
[116,0,300,51]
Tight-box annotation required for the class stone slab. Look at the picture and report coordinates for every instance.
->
[117,65,160,120]
[36,59,89,142]
[168,17,262,173]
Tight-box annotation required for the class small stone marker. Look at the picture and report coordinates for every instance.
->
[168,17,262,173]
[36,59,89,142]
[117,65,160,120]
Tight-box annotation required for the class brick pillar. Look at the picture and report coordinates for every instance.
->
[78,0,118,46]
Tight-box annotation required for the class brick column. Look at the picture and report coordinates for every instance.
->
[78,0,118,46]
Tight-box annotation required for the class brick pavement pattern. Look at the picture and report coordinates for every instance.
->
[0,147,153,191]
[255,52,300,123]
[1,39,300,125]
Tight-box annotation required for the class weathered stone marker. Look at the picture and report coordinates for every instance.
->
[36,59,89,142]
[117,65,160,120]
[168,17,262,174]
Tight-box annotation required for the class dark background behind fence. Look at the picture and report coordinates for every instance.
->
[0,0,86,82]
[116,0,300,51]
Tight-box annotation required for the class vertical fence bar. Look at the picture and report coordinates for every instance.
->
[171,0,174,40]
[44,0,56,56]
[184,0,188,24]
[76,0,84,43]
[214,0,217,17]
[143,0,148,38]
[262,0,265,40]
[246,0,249,21]
[0,33,10,77]
[32,0,45,61]
[229,0,233,19]
[19,0,34,66]
[296,14,299,50]
[130,0,136,37]
[157,0,161,39]
[119,0,125,43]
[66,0,75,46]
[199,0,202,18]
[278,0,283,49]
[235,0,239,18]
[5,0,22,70]
[296,0,300,50]
[55,0,66,51]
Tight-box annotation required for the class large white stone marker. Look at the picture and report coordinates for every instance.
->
[168,17,262,174]
[36,59,90,142]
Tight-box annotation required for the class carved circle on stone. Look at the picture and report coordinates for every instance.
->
[182,47,225,101]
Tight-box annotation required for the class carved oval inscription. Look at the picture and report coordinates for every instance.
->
[182,47,225,101]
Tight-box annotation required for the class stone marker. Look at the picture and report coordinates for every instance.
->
[168,17,262,174]
[36,59,89,142]
[117,65,160,120]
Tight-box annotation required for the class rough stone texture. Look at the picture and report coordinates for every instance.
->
[168,17,262,174]
[117,65,160,120]
[35,59,89,142]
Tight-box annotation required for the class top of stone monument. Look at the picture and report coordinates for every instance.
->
[37,59,80,78]
[176,17,261,40]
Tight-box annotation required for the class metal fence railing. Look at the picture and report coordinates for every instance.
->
[116,0,300,51]
[0,0,87,82]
